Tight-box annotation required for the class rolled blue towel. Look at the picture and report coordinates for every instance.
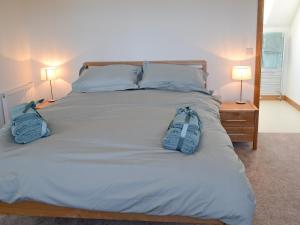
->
[163,128,201,154]
[14,122,50,144]
[170,107,200,131]
[11,113,43,136]
[162,107,202,154]
[11,101,51,144]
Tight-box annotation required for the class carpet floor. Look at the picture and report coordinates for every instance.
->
[1,133,300,225]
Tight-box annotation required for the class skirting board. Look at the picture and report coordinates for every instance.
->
[284,96,300,111]
[260,95,300,111]
[260,95,283,100]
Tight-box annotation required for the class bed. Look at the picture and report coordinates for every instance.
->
[0,61,255,225]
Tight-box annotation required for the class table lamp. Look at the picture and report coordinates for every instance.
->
[41,67,57,102]
[232,66,252,104]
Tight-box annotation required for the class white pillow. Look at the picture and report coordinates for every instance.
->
[139,62,208,92]
[72,65,141,93]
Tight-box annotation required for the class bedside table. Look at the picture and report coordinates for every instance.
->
[35,101,53,110]
[220,102,259,150]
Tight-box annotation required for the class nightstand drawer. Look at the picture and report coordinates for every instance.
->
[220,111,254,127]
[224,127,255,142]
[224,126,255,134]
[228,133,254,142]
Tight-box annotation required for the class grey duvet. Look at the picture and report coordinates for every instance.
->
[0,90,255,225]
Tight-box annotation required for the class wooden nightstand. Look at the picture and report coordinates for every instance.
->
[35,101,53,110]
[220,102,259,150]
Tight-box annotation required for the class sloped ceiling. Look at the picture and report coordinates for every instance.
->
[264,0,300,27]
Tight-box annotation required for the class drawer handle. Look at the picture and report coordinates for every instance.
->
[228,133,249,136]
[224,119,247,122]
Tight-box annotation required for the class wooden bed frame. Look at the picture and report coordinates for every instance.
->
[0,201,224,225]
[0,60,225,225]
[80,60,207,73]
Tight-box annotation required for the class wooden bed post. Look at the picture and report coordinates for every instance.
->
[254,0,264,108]
[253,0,264,150]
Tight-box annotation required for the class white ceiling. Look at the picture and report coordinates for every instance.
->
[264,0,300,27]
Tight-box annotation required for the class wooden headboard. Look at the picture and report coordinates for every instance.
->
[79,60,207,76]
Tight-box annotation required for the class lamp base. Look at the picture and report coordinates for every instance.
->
[48,99,55,103]
[236,100,246,104]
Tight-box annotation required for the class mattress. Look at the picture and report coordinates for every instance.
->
[0,90,255,225]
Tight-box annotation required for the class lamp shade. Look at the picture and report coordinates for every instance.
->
[41,67,57,81]
[232,66,252,81]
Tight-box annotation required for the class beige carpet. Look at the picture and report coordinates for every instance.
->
[235,133,300,225]
[1,133,300,225]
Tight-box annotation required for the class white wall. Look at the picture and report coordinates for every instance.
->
[0,0,34,126]
[22,0,258,102]
[0,0,32,92]
[264,0,300,27]
[286,5,300,104]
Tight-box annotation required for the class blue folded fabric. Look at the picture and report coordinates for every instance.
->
[170,107,201,131]
[10,101,51,144]
[14,122,50,144]
[11,113,43,136]
[163,107,202,154]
